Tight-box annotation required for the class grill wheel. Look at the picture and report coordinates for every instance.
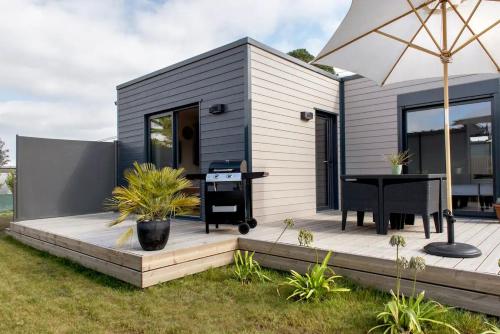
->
[248,218,257,229]
[238,222,250,235]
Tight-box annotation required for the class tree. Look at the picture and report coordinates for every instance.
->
[5,172,15,194]
[0,138,8,167]
[287,48,335,74]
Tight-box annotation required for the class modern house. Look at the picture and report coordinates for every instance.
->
[116,38,341,225]
[9,38,500,313]
[116,37,499,222]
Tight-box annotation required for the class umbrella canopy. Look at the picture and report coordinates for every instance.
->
[314,0,499,85]
[313,0,499,213]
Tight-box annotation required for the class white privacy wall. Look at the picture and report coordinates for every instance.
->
[344,74,499,174]
[249,45,340,224]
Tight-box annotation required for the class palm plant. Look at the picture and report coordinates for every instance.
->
[282,251,349,302]
[233,250,270,284]
[108,162,199,245]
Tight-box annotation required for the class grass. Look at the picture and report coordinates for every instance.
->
[0,225,497,333]
[0,210,12,230]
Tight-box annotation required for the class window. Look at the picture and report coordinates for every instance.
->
[405,100,493,214]
[149,114,174,168]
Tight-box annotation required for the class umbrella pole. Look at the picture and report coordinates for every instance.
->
[443,61,453,213]
[441,0,453,213]
[424,0,481,258]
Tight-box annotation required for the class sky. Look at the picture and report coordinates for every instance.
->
[0,0,351,165]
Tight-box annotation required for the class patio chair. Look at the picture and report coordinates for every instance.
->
[383,180,440,238]
[341,180,378,230]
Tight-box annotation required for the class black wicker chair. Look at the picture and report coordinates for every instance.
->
[341,180,379,230]
[383,180,441,238]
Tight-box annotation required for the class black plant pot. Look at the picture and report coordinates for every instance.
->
[137,219,171,251]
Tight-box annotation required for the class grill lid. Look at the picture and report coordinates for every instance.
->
[208,160,247,173]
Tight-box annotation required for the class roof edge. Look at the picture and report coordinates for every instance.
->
[117,37,340,90]
[245,37,340,81]
[341,74,363,82]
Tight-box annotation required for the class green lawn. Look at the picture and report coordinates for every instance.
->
[0,210,12,230]
[0,226,497,334]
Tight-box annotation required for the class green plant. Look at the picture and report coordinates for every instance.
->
[386,150,412,166]
[233,250,270,284]
[281,251,349,302]
[369,237,459,334]
[108,162,199,245]
[370,291,459,334]
[390,235,407,298]
[266,217,295,252]
[481,322,500,334]
[5,171,15,194]
[298,229,313,247]
[0,138,8,167]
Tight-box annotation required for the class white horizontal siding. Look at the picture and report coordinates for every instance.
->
[344,74,499,174]
[250,45,340,224]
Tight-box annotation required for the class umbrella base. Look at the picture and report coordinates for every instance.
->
[424,242,482,258]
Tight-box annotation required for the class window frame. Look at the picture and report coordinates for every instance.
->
[397,79,499,217]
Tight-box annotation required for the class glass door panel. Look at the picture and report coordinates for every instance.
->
[150,114,174,168]
[405,100,493,214]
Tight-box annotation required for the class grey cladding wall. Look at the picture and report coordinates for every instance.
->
[16,136,116,221]
[116,43,247,179]
[344,74,499,174]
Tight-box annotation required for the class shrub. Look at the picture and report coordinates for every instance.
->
[298,229,314,247]
[233,250,270,284]
[281,251,349,302]
[369,236,459,334]
[5,171,15,194]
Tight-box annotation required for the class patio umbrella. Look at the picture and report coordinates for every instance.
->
[313,0,499,257]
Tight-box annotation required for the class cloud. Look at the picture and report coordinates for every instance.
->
[0,0,350,163]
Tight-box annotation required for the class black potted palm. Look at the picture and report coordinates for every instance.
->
[108,162,200,251]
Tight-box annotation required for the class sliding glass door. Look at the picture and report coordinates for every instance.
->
[404,99,494,215]
[148,106,201,217]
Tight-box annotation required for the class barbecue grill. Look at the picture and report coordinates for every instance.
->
[187,160,268,234]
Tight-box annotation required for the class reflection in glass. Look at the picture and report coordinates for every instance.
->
[150,115,173,168]
[406,100,493,213]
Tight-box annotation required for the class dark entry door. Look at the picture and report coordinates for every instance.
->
[315,111,338,210]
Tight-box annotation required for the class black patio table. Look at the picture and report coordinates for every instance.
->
[341,174,446,234]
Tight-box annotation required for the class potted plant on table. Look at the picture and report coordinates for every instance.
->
[386,150,412,175]
[108,162,200,251]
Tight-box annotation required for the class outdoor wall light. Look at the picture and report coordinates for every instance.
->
[300,111,314,121]
[209,104,226,115]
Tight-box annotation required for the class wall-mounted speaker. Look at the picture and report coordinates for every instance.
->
[209,104,226,115]
[300,111,314,121]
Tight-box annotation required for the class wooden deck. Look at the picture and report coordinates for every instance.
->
[7,211,500,316]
